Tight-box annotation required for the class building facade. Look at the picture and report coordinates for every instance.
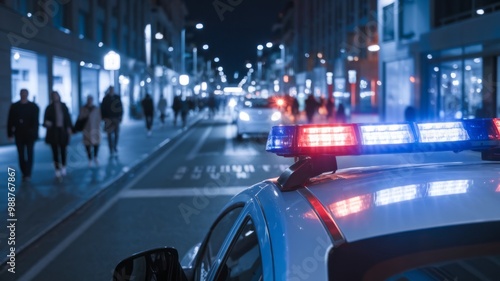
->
[288,0,379,116]
[378,0,500,122]
[1,0,185,145]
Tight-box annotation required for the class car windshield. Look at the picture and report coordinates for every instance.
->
[328,221,500,281]
[241,98,281,109]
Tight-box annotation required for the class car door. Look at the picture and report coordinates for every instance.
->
[194,205,245,281]
[194,198,273,281]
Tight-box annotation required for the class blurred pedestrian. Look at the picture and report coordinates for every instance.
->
[172,94,182,126]
[291,96,299,123]
[336,103,346,123]
[43,91,72,179]
[101,86,123,157]
[157,95,167,127]
[141,93,154,136]
[404,105,417,122]
[326,97,335,122]
[7,89,39,182]
[77,96,101,167]
[181,97,191,127]
[208,92,217,118]
[305,94,320,124]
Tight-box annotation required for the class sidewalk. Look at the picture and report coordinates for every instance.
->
[0,111,205,263]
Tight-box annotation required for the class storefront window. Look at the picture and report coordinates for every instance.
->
[99,69,111,101]
[53,57,77,116]
[81,67,99,105]
[427,65,440,120]
[463,58,482,118]
[385,59,414,122]
[11,47,48,125]
[439,60,463,119]
[497,56,500,117]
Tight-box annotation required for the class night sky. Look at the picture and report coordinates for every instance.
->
[185,0,284,84]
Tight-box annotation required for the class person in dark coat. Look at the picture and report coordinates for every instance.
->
[336,103,347,123]
[172,94,182,126]
[101,86,123,157]
[7,89,39,181]
[305,94,320,124]
[291,96,300,123]
[326,97,335,122]
[404,106,417,122]
[141,93,154,136]
[43,91,73,179]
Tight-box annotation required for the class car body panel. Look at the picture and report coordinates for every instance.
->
[255,181,333,280]
[305,162,500,242]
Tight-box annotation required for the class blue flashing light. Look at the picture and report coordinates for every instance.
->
[266,119,500,157]
[416,122,469,143]
[266,126,296,155]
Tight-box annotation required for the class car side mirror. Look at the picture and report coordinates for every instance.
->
[112,247,187,281]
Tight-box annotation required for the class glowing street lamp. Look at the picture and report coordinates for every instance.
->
[104,51,121,86]
[179,74,190,86]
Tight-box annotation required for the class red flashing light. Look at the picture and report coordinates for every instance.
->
[494,118,500,136]
[297,126,358,148]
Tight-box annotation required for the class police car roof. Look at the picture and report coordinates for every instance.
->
[302,161,500,243]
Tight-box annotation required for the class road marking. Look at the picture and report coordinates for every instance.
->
[225,122,235,154]
[187,126,213,160]
[120,186,247,198]
[18,122,198,280]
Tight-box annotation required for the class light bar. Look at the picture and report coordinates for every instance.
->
[360,124,414,145]
[298,125,357,148]
[417,122,469,142]
[266,119,500,157]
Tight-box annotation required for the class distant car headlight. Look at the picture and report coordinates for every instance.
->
[271,112,282,121]
[228,98,237,108]
[239,111,250,121]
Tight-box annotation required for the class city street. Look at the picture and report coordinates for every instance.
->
[0,110,486,281]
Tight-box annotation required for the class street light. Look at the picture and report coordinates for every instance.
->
[104,50,121,86]
[280,44,286,95]
[181,22,204,75]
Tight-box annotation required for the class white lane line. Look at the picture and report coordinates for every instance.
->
[225,123,235,155]
[187,127,213,160]
[120,186,247,198]
[19,123,198,280]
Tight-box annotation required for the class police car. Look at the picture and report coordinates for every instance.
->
[113,118,500,281]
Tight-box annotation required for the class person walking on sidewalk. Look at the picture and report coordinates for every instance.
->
[157,94,167,127]
[101,86,123,157]
[180,96,191,128]
[336,103,347,123]
[7,89,39,182]
[305,94,320,124]
[172,94,182,126]
[43,91,73,179]
[141,93,154,136]
[77,96,101,167]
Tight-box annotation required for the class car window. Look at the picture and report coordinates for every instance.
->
[197,206,244,281]
[242,99,272,109]
[386,253,500,280]
[216,218,263,281]
[328,221,500,281]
